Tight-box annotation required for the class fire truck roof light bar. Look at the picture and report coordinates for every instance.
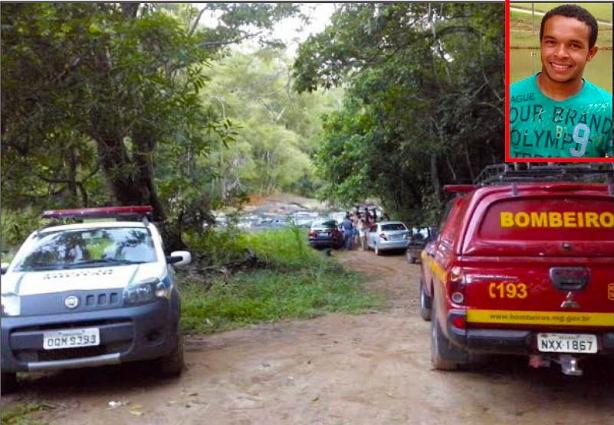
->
[473,164,614,187]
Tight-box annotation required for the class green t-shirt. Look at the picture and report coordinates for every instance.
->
[510,74,612,158]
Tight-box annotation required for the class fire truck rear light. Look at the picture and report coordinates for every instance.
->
[452,315,466,330]
[449,268,464,284]
[451,292,464,304]
[447,267,466,305]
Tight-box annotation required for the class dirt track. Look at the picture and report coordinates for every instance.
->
[3,251,613,425]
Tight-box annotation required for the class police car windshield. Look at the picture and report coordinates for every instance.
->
[15,227,157,271]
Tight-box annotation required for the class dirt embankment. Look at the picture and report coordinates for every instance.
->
[3,251,613,425]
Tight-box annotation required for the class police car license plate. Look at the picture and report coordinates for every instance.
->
[43,328,100,350]
[537,333,597,354]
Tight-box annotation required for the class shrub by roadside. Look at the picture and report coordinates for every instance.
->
[180,226,383,334]
[1,208,44,262]
[1,402,52,425]
[0,211,382,336]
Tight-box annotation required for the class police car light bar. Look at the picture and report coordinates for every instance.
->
[42,206,153,220]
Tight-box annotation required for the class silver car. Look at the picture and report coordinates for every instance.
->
[366,221,410,255]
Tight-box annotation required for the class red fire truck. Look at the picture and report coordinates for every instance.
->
[420,164,614,376]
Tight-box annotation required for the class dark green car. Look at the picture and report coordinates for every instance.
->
[405,227,437,264]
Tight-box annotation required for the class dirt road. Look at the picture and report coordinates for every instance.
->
[3,251,613,425]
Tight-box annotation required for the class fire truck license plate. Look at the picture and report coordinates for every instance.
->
[537,333,597,354]
[43,328,100,350]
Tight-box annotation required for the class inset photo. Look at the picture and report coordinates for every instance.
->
[508,2,613,161]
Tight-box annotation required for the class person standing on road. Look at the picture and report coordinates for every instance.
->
[509,4,612,159]
[357,215,367,250]
[341,213,354,250]
[364,207,372,225]
[352,212,361,247]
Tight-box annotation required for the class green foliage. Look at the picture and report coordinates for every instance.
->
[1,3,216,216]
[1,3,307,248]
[196,49,343,199]
[293,3,505,224]
[186,225,336,271]
[180,228,381,334]
[185,225,251,265]
[510,9,612,49]
[1,208,44,256]
[1,402,51,425]
[181,269,378,334]
[513,3,613,22]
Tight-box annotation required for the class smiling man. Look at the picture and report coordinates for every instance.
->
[510,5,612,159]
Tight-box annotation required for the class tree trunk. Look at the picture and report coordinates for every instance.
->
[94,135,144,201]
[83,1,189,251]
[430,153,441,203]
[463,140,475,182]
[65,148,79,206]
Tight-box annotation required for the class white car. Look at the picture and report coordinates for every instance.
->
[0,206,191,394]
[366,221,410,255]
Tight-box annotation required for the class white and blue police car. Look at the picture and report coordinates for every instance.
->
[1,206,191,394]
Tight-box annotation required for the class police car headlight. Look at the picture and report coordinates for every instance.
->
[1,294,20,317]
[123,278,160,306]
[154,280,170,299]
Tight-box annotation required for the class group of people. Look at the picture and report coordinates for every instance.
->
[340,207,390,251]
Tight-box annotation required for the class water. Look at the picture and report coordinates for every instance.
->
[510,49,612,93]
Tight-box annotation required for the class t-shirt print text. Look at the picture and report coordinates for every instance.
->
[511,100,612,158]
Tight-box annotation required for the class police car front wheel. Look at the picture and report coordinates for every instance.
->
[158,334,185,377]
[1,372,18,395]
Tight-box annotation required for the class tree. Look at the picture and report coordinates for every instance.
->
[1,3,304,248]
[197,49,342,199]
[293,3,505,223]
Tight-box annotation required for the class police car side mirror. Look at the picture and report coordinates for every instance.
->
[167,251,192,268]
[1,263,9,275]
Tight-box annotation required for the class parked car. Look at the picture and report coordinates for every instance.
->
[0,206,192,394]
[308,220,344,249]
[366,221,410,255]
[420,164,614,376]
[405,227,438,264]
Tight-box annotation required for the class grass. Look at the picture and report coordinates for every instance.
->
[1,402,51,425]
[510,10,613,49]
[512,3,613,22]
[0,214,383,335]
[180,227,383,334]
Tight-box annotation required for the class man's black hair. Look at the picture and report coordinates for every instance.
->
[540,4,599,49]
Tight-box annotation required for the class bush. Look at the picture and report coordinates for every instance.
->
[1,208,44,259]
[179,226,382,334]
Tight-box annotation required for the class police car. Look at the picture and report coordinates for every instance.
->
[1,206,191,393]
